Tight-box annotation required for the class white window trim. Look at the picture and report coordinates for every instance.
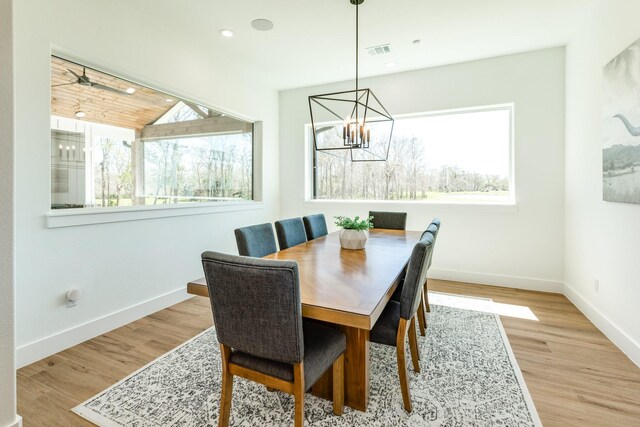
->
[306,103,516,207]
[46,201,264,228]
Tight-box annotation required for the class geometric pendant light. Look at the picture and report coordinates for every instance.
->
[308,0,394,162]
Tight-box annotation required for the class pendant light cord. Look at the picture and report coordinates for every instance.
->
[355,0,359,124]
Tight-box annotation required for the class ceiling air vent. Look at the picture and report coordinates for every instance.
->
[367,44,391,56]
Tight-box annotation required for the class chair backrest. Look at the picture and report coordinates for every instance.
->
[201,251,304,364]
[420,218,441,268]
[399,233,435,320]
[302,214,328,241]
[430,218,441,229]
[420,223,438,240]
[369,211,407,230]
[234,223,278,258]
[275,217,308,250]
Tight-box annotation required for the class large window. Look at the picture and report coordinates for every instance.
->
[141,102,253,204]
[50,56,253,209]
[143,134,253,203]
[311,105,513,203]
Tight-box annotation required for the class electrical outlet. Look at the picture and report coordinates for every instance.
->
[66,288,81,308]
[594,279,600,292]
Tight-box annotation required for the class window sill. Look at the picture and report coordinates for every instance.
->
[46,201,264,228]
[303,199,518,214]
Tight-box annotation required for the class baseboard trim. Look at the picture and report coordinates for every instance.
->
[428,268,563,293]
[3,415,22,427]
[427,270,639,367]
[563,282,640,368]
[16,288,191,368]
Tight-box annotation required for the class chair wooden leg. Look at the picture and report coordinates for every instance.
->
[219,345,234,427]
[332,354,344,416]
[396,318,413,413]
[417,297,426,338]
[424,281,431,313]
[408,316,421,374]
[293,363,305,427]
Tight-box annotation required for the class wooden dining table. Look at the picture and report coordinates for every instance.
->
[187,228,422,412]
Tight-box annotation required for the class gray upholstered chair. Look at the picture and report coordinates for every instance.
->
[302,214,328,241]
[369,211,407,230]
[390,219,441,302]
[201,251,345,427]
[391,219,441,336]
[275,217,308,250]
[370,233,434,412]
[415,219,441,336]
[234,223,278,258]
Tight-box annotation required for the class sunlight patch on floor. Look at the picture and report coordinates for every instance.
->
[429,292,539,321]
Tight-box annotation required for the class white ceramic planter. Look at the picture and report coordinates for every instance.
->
[339,229,368,250]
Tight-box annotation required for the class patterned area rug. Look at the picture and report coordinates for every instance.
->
[73,294,542,426]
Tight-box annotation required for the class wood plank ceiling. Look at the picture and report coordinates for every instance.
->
[51,56,178,130]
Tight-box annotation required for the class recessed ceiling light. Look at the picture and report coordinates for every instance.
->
[165,98,173,103]
[126,87,136,94]
[219,29,234,38]
[251,19,274,31]
[385,62,396,68]
[75,111,86,118]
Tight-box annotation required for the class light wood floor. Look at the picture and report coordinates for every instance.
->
[17,280,640,426]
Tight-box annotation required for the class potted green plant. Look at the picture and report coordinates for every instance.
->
[334,215,374,250]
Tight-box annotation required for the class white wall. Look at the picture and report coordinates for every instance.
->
[13,0,280,366]
[564,0,640,366]
[280,48,566,292]
[0,1,21,425]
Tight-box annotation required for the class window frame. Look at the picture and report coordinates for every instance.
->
[306,103,516,206]
[47,52,261,228]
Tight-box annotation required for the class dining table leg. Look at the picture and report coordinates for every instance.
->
[310,325,370,412]
[342,325,370,411]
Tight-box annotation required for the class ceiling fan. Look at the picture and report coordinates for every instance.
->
[52,67,132,96]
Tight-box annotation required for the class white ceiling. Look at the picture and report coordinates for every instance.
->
[136,0,598,90]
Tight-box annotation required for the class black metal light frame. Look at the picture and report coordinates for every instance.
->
[308,0,394,162]
[308,89,394,162]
